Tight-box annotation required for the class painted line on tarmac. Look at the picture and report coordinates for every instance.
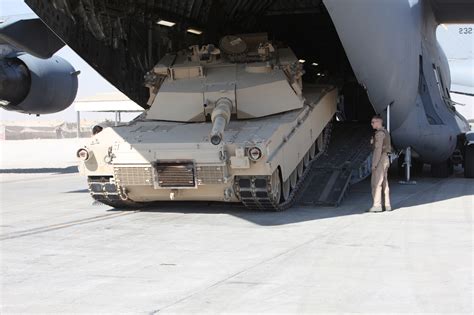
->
[0,211,140,241]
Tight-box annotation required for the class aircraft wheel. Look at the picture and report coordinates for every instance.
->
[464,145,474,178]
[430,159,453,178]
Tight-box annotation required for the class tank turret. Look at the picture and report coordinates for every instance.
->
[143,33,305,123]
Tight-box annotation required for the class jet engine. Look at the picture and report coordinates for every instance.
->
[0,54,78,114]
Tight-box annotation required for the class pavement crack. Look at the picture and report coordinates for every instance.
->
[0,211,139,241]
[393,178,445,208]
[153,220,355,313]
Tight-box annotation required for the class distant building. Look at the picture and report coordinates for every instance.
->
[74,92,144,126]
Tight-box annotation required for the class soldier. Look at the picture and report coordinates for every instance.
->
[368,115,392,212]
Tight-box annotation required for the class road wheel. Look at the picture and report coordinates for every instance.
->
[309,142,316,159]
[316,133,324,153]
[303,151,310,167]
[290,169,298,189]
[297,160,304,178]
[269,169,282,205]
[282,176,291,201]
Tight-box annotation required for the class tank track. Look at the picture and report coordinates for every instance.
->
[235,121,333,211]
[87,176,142,209]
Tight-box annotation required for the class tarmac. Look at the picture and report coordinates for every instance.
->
[0,139,473,314]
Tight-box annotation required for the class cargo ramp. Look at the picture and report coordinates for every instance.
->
[298,123,373,206]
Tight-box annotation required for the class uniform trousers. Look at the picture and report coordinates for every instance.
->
[371,155,391,207]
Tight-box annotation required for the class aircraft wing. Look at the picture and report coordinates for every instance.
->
[449,59,474,96]
[0,17,64,59]
[430,0,474,23]
[451,83,474,97]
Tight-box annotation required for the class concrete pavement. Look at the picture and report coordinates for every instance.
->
[1,165,472,313]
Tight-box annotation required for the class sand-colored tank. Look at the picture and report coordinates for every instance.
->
[77,33,337,210]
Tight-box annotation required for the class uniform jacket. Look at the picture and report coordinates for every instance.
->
[372,128,391,169]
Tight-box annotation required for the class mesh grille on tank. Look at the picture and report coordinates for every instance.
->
[114,166,153,186]
[155,161,195,188]
[196,165,225,185]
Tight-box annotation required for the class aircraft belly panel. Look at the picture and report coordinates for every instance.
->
[323,0,420,127]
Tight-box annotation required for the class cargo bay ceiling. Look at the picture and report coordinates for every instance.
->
[25,0,357,107]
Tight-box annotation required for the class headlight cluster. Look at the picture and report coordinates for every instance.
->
[247,146,263,161]
[76,148,90,161]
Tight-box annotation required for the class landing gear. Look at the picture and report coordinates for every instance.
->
[399,146,417,185]
[430,159,453,178]
[464,145,474,178]
[398,155,423,177]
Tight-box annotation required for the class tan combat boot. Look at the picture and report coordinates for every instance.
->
[368,206,383,212]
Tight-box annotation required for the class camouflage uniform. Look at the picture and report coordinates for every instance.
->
[371,128,391,210]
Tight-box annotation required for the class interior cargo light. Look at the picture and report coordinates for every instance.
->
[298,59,306,63]
[187,28,203,35]
[157,19,176,27]
[248,147,263,161]
[76,148,90,161]
[312,62,318,66]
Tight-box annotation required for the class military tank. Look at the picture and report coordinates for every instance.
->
[77,33,337,210]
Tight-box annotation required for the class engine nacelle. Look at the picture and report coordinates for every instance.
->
[0,54,78,114]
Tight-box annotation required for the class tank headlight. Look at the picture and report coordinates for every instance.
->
[248,147,263,161]
[76,148,90,161]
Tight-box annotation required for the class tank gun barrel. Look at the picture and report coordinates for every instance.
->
[210,97,233,145]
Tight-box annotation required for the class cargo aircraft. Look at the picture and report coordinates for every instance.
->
[2,1,473,181]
